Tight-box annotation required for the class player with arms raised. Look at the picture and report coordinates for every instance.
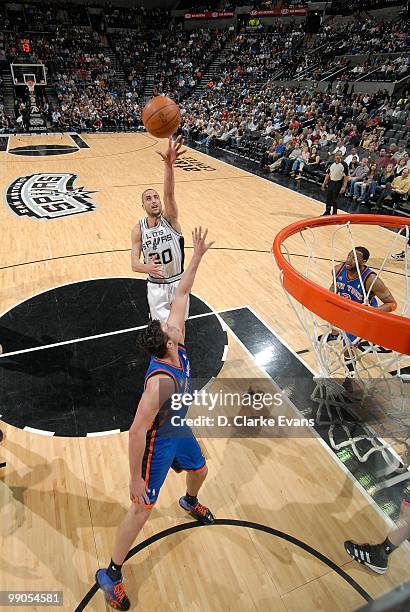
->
[96,228,215,611]
[131,136,188,321]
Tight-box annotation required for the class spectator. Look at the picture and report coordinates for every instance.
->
[374,167,410,208]
[345,157,370,197]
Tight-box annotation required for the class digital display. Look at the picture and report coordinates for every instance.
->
[20,39,31,53]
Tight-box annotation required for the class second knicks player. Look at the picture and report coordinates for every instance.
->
[131,136,188,321]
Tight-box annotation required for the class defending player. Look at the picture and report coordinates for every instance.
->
[96,228,215,611]
[131,135,188,321]
[330,246,397,348]
[344,496,410,573]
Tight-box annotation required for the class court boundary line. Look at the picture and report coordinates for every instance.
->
[245,305,409,480]
[225,308,409,537]
[75,519,372,610]
[191,144,400,240]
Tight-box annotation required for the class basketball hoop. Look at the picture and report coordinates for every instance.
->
[274,214,410,354]
[273,214,410,474]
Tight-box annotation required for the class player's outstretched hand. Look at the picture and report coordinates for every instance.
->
[192,227,214,258]
[156,135,187,166]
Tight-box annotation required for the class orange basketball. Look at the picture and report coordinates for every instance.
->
[142,96,181,139]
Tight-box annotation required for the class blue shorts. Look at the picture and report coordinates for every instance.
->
[344,331,359,345]
[141,425,206,507]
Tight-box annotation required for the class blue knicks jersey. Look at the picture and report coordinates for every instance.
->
[144,344,190,431]
[336,263,377,307]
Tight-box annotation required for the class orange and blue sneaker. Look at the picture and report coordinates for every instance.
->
[179,496,215,524]
[95,569,131,610]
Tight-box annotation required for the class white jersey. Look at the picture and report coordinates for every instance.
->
[140,216,185,285]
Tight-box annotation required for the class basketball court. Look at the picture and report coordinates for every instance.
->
[0,131,409,611]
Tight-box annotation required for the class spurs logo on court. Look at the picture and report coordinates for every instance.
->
[5,173,97,219]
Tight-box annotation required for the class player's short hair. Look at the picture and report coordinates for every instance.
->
[141,188,157,204]
[138,320,168,358]
[355,246,370,262]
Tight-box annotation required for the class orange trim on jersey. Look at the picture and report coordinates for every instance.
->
[154,355,184,370]
[403,498,410,507]
[144,428,157,487]
[144,369,178,391]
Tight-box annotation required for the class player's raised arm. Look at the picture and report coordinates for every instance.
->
[156,136,186,231]
[167,227,214,334]
[367,276,397,313]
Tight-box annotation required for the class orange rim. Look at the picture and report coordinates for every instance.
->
[273,214,410,355]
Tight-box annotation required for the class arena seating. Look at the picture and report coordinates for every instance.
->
[0,3,408,216]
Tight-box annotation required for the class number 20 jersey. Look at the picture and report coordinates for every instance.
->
[140,216,185,285]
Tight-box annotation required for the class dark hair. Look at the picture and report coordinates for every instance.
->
[355,246,370,262]
[138,320,168,358]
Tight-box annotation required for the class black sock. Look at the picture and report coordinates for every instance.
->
[382,538,397,555]
[107,559,123,582]
[185,493,198,505]
[344,359,355,374]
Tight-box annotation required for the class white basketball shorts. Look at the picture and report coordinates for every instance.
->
[147,280,190,322]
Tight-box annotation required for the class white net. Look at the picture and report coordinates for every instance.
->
[278,218,410,483]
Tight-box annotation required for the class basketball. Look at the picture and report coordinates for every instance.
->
[142,96,181,139]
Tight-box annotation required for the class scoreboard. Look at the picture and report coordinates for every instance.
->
[20,39,32,54]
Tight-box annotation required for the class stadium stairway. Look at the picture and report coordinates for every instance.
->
[1,69,15,118]
[142,57,159,101]
[193,37,236,95]
[44,82,59,112]
[102,46,128,91]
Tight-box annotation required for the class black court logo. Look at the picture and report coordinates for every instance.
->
[174,156,216,172]
[5,173,97,219]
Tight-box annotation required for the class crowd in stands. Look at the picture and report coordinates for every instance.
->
[283,17,409,83]
[0,3,408,205]
[109,30,152,99]
[330,0,406,14]
[24,4,59,31]
[183,0,310,7]
[176,1,219,11]
[154,26,231,100]
[47,29,141,130]
[178,85,410,209]
[105,5,170,30]
[314,18,409,57]
[0,27,142,131]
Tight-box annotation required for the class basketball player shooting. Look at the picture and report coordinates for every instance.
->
[131,135,187,321]
[96,227,215,611]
